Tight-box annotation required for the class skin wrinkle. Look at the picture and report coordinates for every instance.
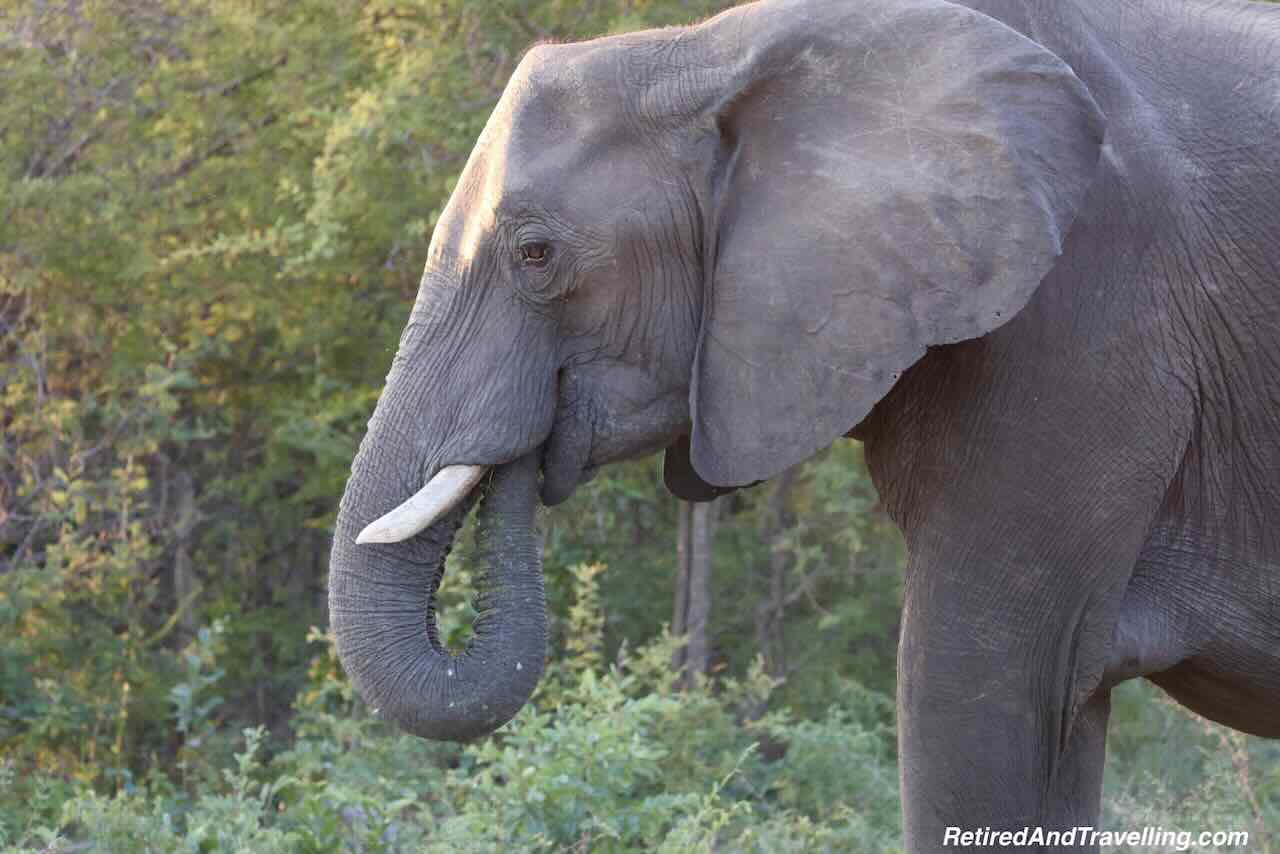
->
[1157,191,1279,536]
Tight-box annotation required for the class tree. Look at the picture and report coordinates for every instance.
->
[672,497,720,686]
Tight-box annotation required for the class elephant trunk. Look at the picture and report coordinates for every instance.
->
[328,453,546,741]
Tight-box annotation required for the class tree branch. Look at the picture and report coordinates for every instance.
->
[213,54,288,97]
[154,112,278,190]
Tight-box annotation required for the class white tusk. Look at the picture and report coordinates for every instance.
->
[356,464,488,544]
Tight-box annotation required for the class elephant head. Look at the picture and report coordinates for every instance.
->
[329,0,1105,741]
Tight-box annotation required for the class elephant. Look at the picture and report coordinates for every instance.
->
[328,0,1280,849]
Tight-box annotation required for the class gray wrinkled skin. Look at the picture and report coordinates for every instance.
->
[329,0,1280,850]
[331,455,545,741]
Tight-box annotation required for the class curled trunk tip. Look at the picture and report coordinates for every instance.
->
[329,453,547,741]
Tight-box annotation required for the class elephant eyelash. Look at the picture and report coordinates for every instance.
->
[518,241,552,266]
[510,239,574,310]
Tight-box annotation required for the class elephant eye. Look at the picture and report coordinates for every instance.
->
[518,241,551,266]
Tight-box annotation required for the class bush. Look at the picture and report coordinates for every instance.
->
[5,565,1278,853]
[2,564,903,852]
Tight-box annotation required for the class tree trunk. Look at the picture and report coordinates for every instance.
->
[671,502,690,673]
[755,468,798,685]
[672,497,718,688]
[172,470,200,643]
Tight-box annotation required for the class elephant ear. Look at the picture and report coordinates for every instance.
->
[664,435,752,502]
[685,0,1106,487]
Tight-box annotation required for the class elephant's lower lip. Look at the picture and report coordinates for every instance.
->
[539,450,588,505]
[538,406,595,505]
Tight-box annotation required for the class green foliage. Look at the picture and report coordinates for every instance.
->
[6,566,1276,853]
[2,567,903,851]
[1104,681,1280,852]
[0,357,191,785]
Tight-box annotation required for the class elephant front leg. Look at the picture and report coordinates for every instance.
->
[897,599,1115,852]
[890,491,1171,854]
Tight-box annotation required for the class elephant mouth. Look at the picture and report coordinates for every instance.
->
[540,407,596,506]
[356,434,590,546]
[358,369,686,545]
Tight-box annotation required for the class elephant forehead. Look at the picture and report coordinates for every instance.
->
[429,82,631,266]
[427,112,543,261]
[489,43,608,147]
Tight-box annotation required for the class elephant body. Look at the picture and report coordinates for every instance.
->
[329,1,1280,850]
[850,0,1280,844]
